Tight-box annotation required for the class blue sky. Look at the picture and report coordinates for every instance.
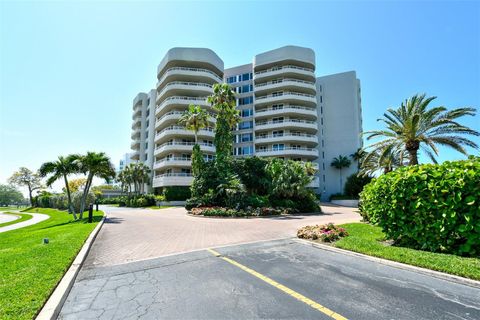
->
[1,0,479,187]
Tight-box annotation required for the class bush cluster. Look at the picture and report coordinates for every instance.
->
[98,194,157,207]
[297,223,348,242]
[188,157,320,214]
[36,191,95,213]
[360,158,480,256]
[190,206,296,217]
[154,186,191,201]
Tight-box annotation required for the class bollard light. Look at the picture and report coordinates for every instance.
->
[43,238,49,244]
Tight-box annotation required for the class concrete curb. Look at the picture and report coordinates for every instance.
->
[295,238,480,289]
[36,215,106,320]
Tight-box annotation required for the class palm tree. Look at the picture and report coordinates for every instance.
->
[39,154,80,218]
[364,93,479,165]
[178,104,209,144]
[331,155,351,191]
[207,83,240,167]
[350,148,366,170]
[77,152,116,218]
[358,147,406,177]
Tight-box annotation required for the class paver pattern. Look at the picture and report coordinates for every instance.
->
[86,204,360,266]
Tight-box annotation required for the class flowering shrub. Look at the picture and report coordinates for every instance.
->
[297,223,348,242]
[189,206,297,217]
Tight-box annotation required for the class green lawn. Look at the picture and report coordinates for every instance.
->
[332,223,480,280]
[0,208,103,320]
[0,212,33,228]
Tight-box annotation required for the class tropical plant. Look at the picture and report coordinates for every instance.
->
[207,83,240,172]
[77,152,116,218]
[364,93,479,166]
[343,174,373,198]
[117,162,151,195]
[66,178,87,193]
[266,159,313,199]
[350,148,366,170]
[8,167,43,206]
[178,104,209,144]
[330,155,351,190]
[39,154,80,218]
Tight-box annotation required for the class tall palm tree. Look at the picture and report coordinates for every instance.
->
[207,83,240,167]
[178,104,209,144]
[331,155,351,191]
[39,154,80,218]
[364,93,479,165]
[350,148,366,170]
[77,152,116,218]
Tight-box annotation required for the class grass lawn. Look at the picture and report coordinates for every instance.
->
[0,208,103,320]
[331,223,480,280]
[0,212,33,228]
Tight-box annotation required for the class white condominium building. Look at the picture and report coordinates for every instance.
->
[130,46,362,200]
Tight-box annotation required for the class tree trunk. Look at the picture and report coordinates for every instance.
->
[64,175,77,219]
[406,140,420,165]
[79,173,93,219]
[194,131,198,144]
[28,185,34,207]
[339,169,343,193]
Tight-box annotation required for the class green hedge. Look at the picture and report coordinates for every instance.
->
[160,186,191,201]
[360,158,480,256]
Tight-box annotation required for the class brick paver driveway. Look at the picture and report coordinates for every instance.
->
[87,204,360,267]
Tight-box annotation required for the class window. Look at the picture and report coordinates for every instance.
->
[272,130,283,137]
[321,118,323,125]
[227,76,236,84]
[241,133,253,142]
[322,151,325,159]
[146,109,150,117]
[238,120,253,130]
[241,109,253,117]
[257,146,267,152]
[181,168,191,174]
[272,117,284,123]
[146,120,149,128]
[320,106,323,114]
[272,104,283,110]
[241,73,250,81]
[145,142,148,149]
[147,98,150,105]
[238,96,253,105]
[273,144,284,151]
[291,144,301,149]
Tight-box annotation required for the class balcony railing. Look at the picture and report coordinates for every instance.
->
[157,81,213,97]
[255,119,316,126]
[158,67,223,84]
[156,96,208,110]
[255,104,316,113]
[255,133,317,139]
[256,147,317,152]
[155,141,214,150]
[255,91,316,101]
[254,65,314,75]
[156,126,214,136]
[155,157,191,164]
[255,78,315,87]
[156,111,216,123]
[154,172,193,178]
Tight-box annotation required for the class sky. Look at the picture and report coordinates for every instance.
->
[1,0,479,193]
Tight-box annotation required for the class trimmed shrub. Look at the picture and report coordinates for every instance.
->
[162,186,191,201]
[360,158,480,256]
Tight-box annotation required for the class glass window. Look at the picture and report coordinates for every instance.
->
[241,73,250,81]
[238,96,253,105]
[273,144,284,151]
[242,146,253,155]
[238,121,253,130]
[241,109,253,117]
[241,133,253,142]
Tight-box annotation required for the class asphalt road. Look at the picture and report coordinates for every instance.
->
[59,239,480,320]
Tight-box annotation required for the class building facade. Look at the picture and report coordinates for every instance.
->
[130,46,362,200]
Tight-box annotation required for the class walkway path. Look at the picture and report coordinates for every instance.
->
[0,211,50,233]
[0,212,20,224]
[85,204,361,267]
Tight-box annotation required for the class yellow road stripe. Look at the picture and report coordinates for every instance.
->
[207,248,348,320]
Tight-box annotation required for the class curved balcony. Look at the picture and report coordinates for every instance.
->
[255,133,318,145]
[255,147,319,159]
[255,105,317,120]
[157,67,223,90]
[131,151,140,161]
[131,127,141,139]
[254,65,315,82]
[155,96,210,116]
[254,119,318,132]
[155,126,215,143]
[153,157,192,170]
[155,111,216,129]
[131,140,140,150]
[132,104,142,119]
[153,173,193,187]
[255,92,317,108]
[154,141,215,156]
[254,78,316,95]
[156,81,213,104]
[131,117,142,129]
